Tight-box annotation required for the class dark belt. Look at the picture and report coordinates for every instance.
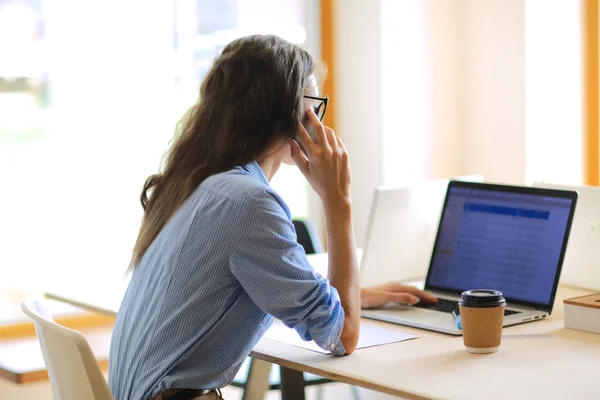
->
[152,388,222,400]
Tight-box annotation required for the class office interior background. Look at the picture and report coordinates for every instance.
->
[0,0,597,397]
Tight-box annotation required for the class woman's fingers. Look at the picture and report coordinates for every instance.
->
[305,107,330,150]
[295,118,315,156]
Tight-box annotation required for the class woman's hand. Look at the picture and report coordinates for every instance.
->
[291,107,360,354]
[290,108,351,207]
[360,283,438,309]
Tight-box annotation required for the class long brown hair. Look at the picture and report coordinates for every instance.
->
[129,35,315,270]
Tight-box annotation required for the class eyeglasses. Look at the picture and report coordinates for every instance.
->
[303,95,329,122]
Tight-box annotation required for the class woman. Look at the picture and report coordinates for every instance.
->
[108,35,436,400]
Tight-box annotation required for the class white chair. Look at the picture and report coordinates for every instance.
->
[21,298,113,400]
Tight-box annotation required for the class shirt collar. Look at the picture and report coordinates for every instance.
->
[239,161,270,186]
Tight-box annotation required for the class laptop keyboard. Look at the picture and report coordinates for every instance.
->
[414,297,521,317]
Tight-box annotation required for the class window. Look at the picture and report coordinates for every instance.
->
[0,0,319,292]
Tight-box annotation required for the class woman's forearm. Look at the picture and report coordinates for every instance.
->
[323,198,360,354]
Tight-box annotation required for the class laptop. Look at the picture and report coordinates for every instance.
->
[360,176,483,287]
[361,180,578,335]
[533,182,600,290]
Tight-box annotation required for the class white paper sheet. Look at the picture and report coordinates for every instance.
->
[263,321,418,354]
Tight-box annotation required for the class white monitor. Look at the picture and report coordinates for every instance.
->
[533,182,600,290]
[360,175,483,287]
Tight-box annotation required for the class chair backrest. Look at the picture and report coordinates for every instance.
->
[292,219,324,255]
[21,298,113,400]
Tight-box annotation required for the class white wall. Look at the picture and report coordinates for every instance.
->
[335,0,537,246]
[334,0,384,246]
[457,0,526,184]
[381,0,461,187]
[335,0,463,246]
[525,0,583,185]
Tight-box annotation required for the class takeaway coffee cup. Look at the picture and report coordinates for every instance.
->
[458,289,506,353]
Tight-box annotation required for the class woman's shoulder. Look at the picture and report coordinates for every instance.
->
[202,167,273,200]
[203,167,291,217]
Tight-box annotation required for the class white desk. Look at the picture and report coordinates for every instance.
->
[45,259,600,399]
[252,285,599,399]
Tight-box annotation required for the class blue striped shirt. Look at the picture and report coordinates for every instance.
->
[108,162,346,400]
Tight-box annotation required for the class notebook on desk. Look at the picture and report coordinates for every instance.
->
[361,180,578,335]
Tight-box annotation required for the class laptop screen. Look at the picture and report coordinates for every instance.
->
[426,182,577,309]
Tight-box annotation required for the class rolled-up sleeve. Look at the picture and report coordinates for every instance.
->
[229,187,346,356]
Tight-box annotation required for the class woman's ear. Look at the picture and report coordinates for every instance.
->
[281,140,296,166]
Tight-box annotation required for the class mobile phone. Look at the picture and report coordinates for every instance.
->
[296,112,317,154]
